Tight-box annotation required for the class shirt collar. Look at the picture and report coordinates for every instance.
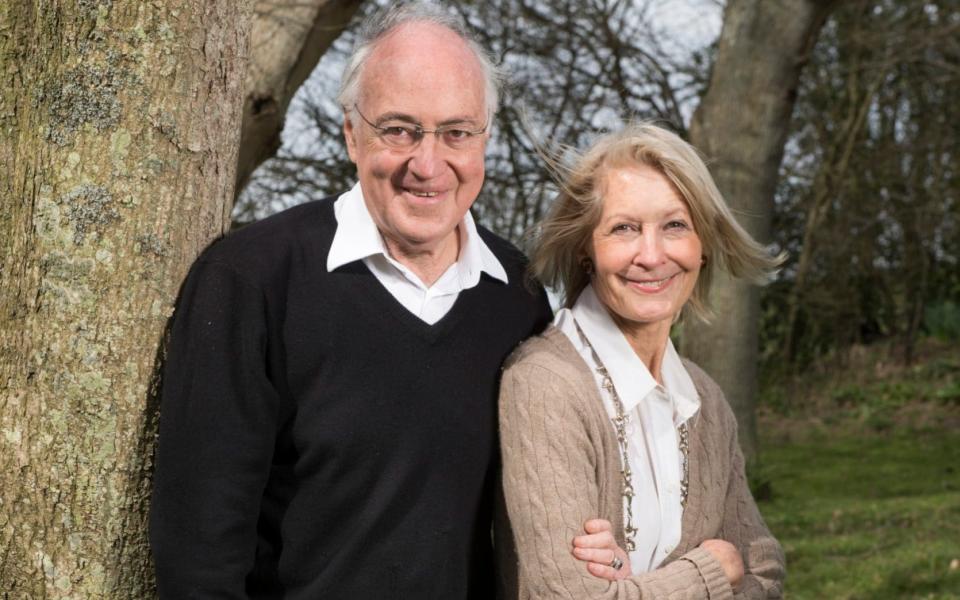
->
[326,182,508,285]
[327,182,386,270]
[568,284,700,423]
[457,208,509,286]
[661,336,700,424]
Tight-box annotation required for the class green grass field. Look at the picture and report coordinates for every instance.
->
[759,431,960,599]
[756,339,960,599]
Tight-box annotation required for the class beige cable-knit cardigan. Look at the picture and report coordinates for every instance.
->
[496,327,785,600]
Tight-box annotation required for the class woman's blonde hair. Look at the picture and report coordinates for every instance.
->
[530,121,784,321]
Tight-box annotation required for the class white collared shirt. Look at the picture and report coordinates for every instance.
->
[555,284,700,573]
[326,183,508,324]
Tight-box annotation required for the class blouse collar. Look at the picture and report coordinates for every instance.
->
[565,284,700,424]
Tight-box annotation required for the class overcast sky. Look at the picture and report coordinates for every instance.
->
[651,0,723,54]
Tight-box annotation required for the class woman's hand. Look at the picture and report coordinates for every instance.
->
[572,519,632,580]
[699,539,744,588]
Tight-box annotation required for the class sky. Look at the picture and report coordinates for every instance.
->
[650,0,724,55]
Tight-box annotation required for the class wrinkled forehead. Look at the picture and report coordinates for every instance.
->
[358,22,487,117]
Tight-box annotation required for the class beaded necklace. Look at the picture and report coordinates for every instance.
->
[574,322,690,552]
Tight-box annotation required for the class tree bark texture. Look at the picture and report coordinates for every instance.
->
[684,0,837,463]
[236,0,363,195]
[0,1,253,596]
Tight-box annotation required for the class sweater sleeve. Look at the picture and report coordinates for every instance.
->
[720,413,786,599]
[499,359,726,600]
[150,259,281,599]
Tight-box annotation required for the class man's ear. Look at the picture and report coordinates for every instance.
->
[344,111,359,163]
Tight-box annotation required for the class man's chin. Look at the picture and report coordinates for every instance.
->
[385,221,459,253]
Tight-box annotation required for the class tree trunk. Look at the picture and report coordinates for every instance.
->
[1,1,359,593]
[0,1,254,596]
[783,65,884,364]
[683,0,838,464]
[236,0,364,196]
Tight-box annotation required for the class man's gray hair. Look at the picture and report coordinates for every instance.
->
[337,2,502,124]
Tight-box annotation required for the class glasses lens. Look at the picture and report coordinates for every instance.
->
[379,124,418,148]
[440,128,477,149]
[362,109,484,150]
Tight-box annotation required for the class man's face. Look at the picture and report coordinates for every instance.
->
[344,23,489,257]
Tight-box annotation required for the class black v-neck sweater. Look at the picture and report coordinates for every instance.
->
[150,197,552,599]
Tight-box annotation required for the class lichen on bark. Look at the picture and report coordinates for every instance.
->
[59,184,119,244]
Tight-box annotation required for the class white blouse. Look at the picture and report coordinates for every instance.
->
[555,284,700,573]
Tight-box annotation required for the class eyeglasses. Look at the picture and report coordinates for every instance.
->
[353,104,487,151]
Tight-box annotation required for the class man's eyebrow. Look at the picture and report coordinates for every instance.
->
[437,115,484,128]
[374,112,484,128]
[373,111,419,124]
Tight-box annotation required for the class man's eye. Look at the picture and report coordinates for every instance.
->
[382,125,415,138]
[444,129,471,140]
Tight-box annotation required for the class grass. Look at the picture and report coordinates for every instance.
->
[758,431,960,599]
[756,338,960,599]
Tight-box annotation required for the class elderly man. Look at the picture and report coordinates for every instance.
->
[149,3,551,598]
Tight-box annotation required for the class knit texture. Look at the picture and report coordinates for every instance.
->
[150,197,553,599]
[496,327,785,599]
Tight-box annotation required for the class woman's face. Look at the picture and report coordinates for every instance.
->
[588,164,702,336]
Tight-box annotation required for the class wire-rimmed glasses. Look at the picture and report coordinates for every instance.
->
[353,104,487,151]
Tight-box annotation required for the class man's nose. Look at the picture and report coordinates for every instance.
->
[407,134,444,179]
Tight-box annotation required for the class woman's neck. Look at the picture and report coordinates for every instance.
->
[611,315,673,384]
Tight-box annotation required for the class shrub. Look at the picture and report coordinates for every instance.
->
[924,300,960,341]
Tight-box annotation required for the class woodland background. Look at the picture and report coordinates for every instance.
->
[1,0,958,597]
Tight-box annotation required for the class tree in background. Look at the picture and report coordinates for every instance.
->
[0,1,358,595]
[766,0,960,371]
[681,0,838,463]
[237,0,363,192]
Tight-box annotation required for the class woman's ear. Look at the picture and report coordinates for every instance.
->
[579,256,594,276]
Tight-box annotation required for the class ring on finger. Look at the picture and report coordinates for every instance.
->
[609,556,624,571]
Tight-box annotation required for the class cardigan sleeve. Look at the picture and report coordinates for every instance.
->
[499,357,732,600]
[719,411,786,599]
[150,259,281,598]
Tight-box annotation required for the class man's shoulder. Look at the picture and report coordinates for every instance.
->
[470,222,553,333]
[474,222,537,293]
[475,223,528,269]
[198,196,338,277]
[217,196,337,252]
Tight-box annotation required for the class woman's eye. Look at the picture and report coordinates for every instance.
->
[611,223,636,234]
[666,220,689,231]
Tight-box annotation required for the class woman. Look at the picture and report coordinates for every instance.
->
[497,123,786,599]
